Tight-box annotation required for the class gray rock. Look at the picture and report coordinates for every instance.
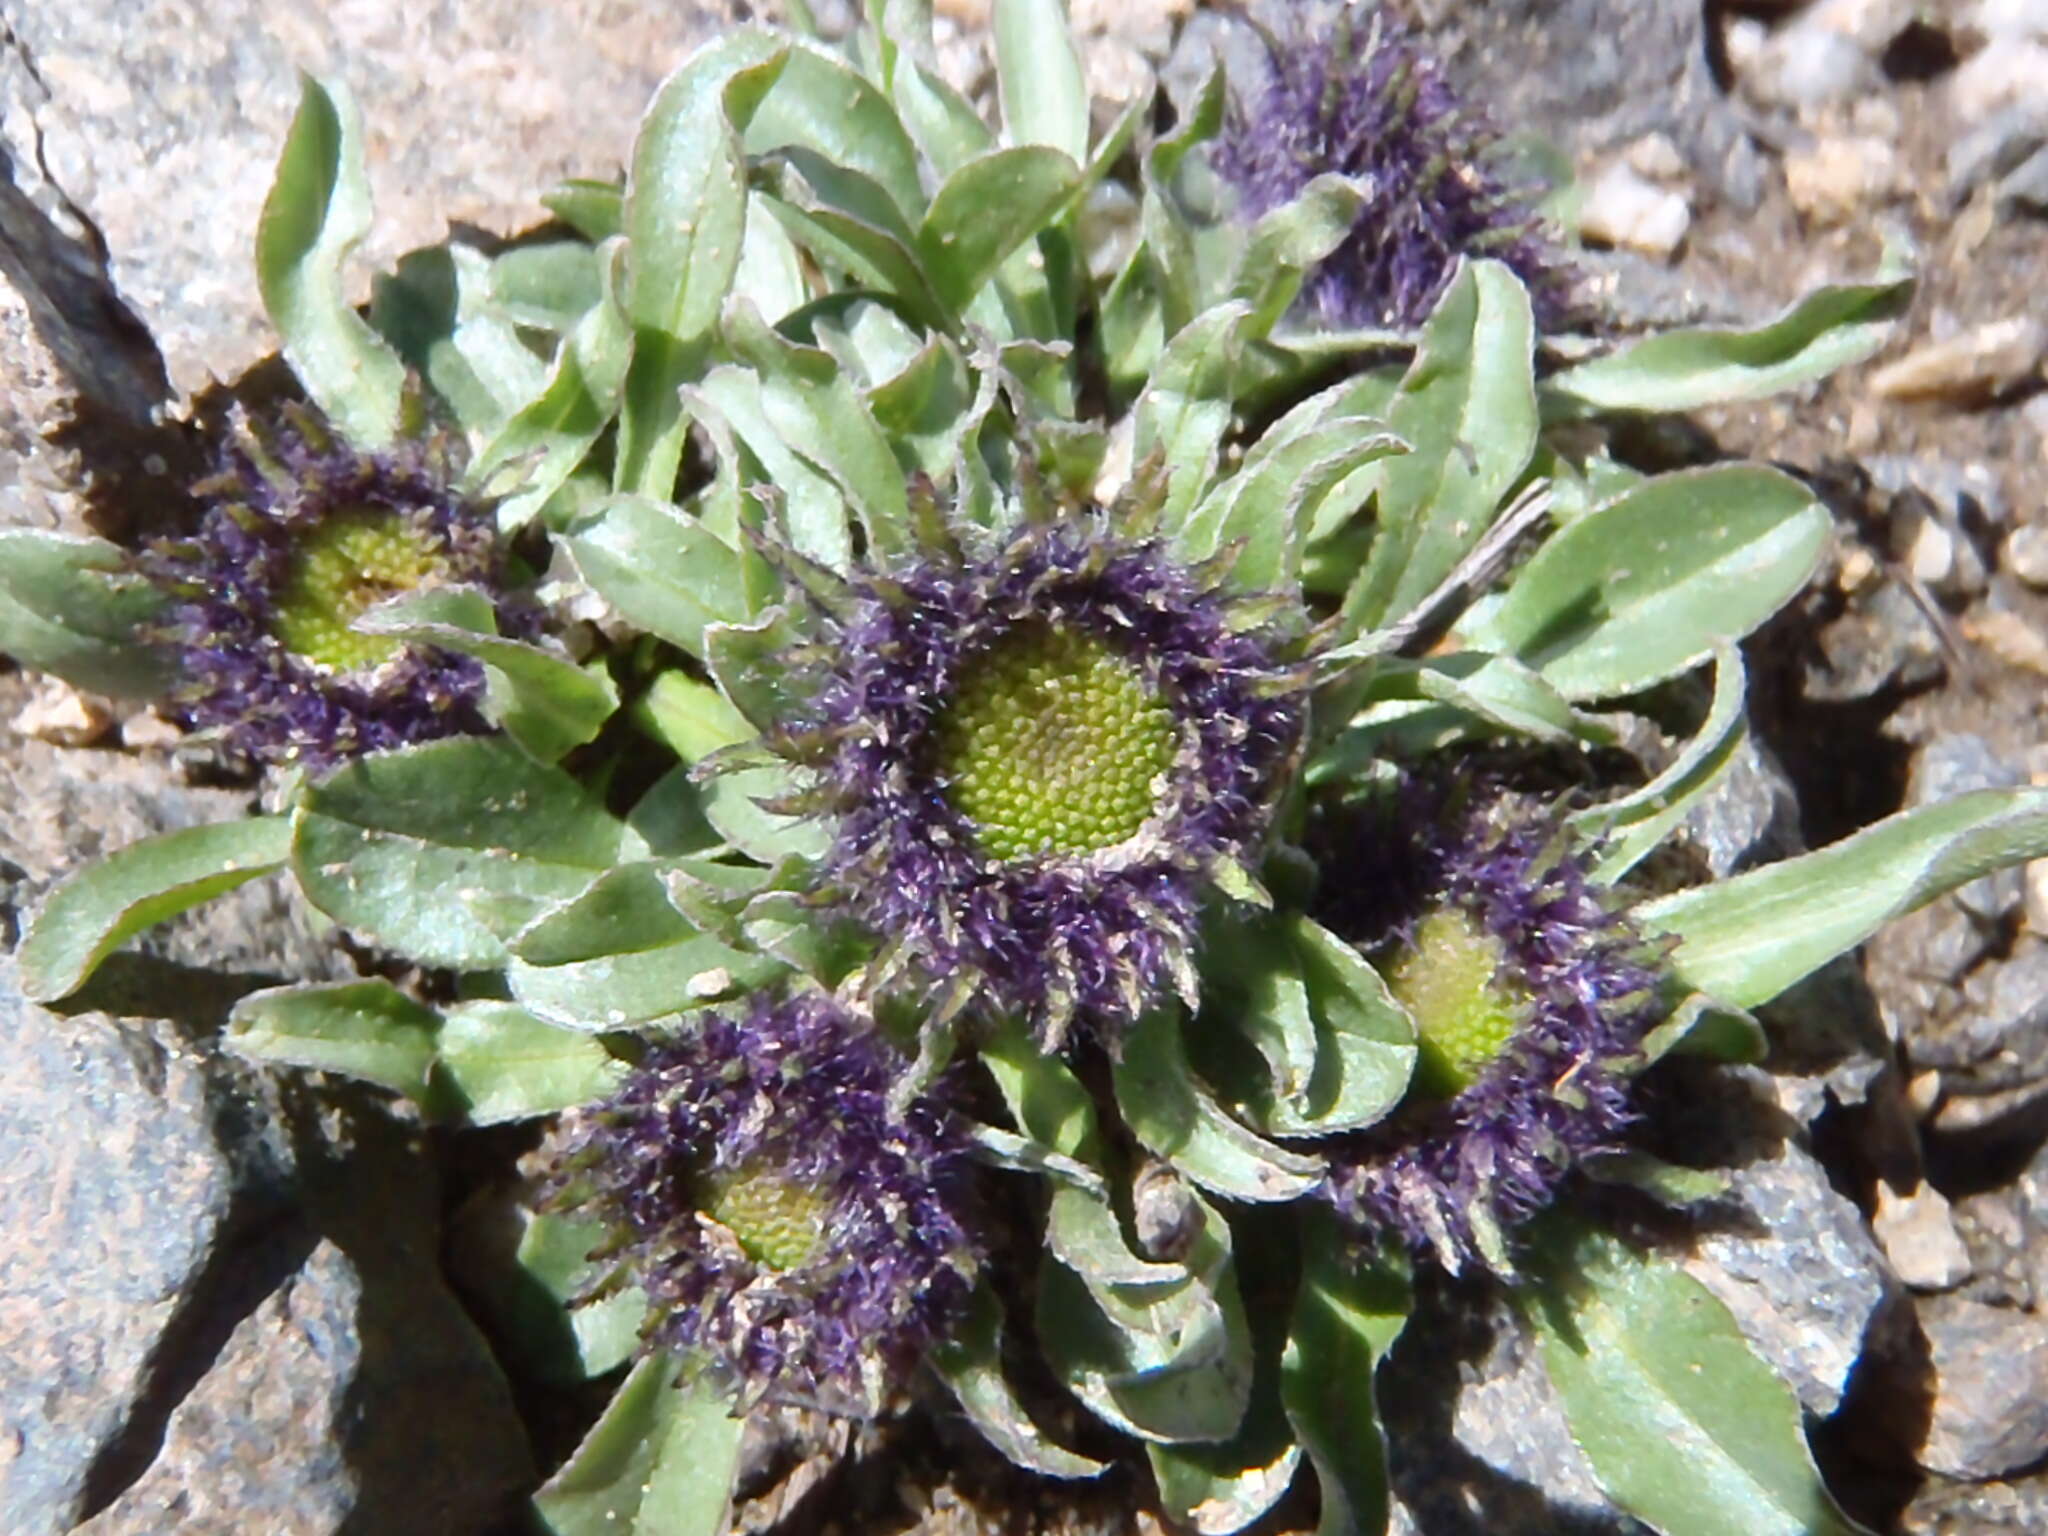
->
[1946,102,2048,207]
[1917,1294,2048,1479]
[1904,1475,2048,1536]
[1674,1074,1908,1418]
[2005,523,2048,589]
[0,959,533,1536]
[1680,731,1804,878]
[1802,579,1947,702]
[2002,143,2048,215]
[1380,1293,1647,1536]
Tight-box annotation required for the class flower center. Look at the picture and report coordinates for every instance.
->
[1387,906,1530,1100]
[934,621,1177,863]
[703,1163,831,1271]
[272,510,447,673]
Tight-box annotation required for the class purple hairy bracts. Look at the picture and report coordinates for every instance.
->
[1211,3,1572,331]
[547,992,979,1414]
[146,406,516,768]
[774,510,1306,1053]
[1311,780,1660,1272]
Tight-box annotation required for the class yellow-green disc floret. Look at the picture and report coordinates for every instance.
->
[1388,907,1530,1100]
[271,510,448,673]
[935,622,1178,863]
[704,1164,832,1272]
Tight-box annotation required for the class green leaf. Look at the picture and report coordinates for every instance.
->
[1639,993,1769,1065]
[1114,1010,1324,1203]
[1282,1218,1410,1536]
[993,0,1089,164]
[225,978,444,1108]
[1636,788,2048,1010]
[1229,172,1366,339]
[1135,301,1255,533]
[757,161,949,332]
[1149,1303,1305,1536]
[470,240,634,531]
[434,1001,624,1122]
[533,1352,743,1536]
[506,862,781,1031]
[254,75,406,447]
[18,818,292,1002]
[718,304,913,565]
[1526,1222,1871,1536]
[745,44,928,226]
[893,56,994,179]
[1542,274,1911,417]
[917,146,1082,317]
[634,669,823,864]
[0,530,171,698]
[1578,644,1749,883]
[291,737,626,970]
[468,1208,645,1385]
[562,494,752,658]
[615,35,790,497]
[486,241,606,332]
[934,1282,1108,1479]
[1178,415,1404,591]
[1340,260,1538,636]
[356,588,617,764]
[1458,465,1828,701]
[542,177,624,242]
[370,244,546,437]
[1035,1190,1254,1444]
[1212,916,1415,1139]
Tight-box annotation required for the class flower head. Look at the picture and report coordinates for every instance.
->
[547,992,979,1413]
[1311,779,1659,1271]
[776,509,1307,1051]
[147,406,516,767]
[1211,3,1571,330]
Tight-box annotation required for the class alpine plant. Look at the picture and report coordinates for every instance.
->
[1212,1,1572,329]
[145,405,517,767]
[1311,777,1662,1272]
[545,992,979,1414]
[768,500,1308,1052]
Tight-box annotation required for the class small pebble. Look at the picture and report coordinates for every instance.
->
[1784,133,1900,224]
[1869,316,2047,403]
[1965,608,2048,676]
[1625,132,1687,181]
[2026,860,2048,940]
[2007,524,2048,589]
[11,677,115,747]
[118,708,184,751]
[1907,515,1987,599]
[1874,1181,1973,1291]
[1906,1068,1944,1118]
[1577,161,1690,259]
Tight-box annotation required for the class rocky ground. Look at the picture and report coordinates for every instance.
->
[1,1,2045,1533]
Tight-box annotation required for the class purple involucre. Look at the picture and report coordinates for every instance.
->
[781,513,1305,1051]
[549,992,979,1413]
[1211,5,1572,331]
[1312,781,1660,1271]
[147,407,513,768]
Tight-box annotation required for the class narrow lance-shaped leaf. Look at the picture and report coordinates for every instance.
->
[561,494,753,660]
[932,1281,1108,1480]
[1282,1216,1411,1536]
[1457,464,1829,702]
[1136,300,1255,535]
[1340,259,1539,636]
[615,36,790,498]
[1636,787,2048,1010]
[1114,1008,1325,1204]
[1525,1220,1872,1536]
[533,1352,744,1536]
[470,238,635,531]
[993,0,1089,164]
[917,146,1082,319]
[254,75,406,447]
[18,817,293,1003]
[434,1001,625,1123]
[1542,272,1911,417]
[0,530,172,698]
[225,978,445,1112]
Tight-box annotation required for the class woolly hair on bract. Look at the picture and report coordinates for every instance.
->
[545,991,980,1414]
[1310,777,1661,1271]
[1211,0,1573,330]
[146,405,517,768]
[766,496,1308,1053]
